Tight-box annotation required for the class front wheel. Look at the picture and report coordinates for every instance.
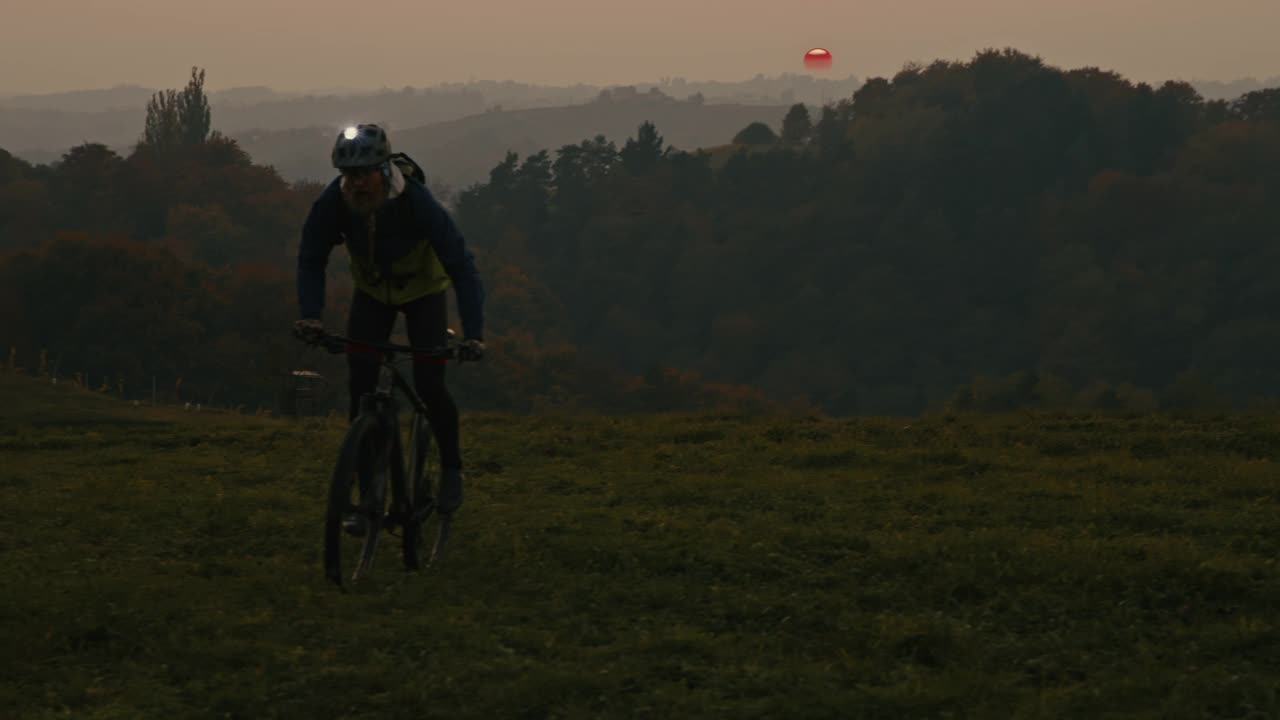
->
[401,413,435,570]
[325,413,391,588]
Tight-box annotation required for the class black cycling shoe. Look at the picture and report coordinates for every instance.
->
[437,468,464,515]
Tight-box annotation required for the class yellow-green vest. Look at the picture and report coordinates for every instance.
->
[347,225,452,305]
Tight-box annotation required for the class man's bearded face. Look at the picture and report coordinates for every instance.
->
[341,165,387,216]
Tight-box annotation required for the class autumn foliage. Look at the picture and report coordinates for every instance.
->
[4,50,1280,414]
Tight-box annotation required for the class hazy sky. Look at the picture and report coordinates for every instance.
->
[4,0,1279,94]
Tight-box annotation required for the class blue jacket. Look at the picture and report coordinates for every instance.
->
[296,177,485,340]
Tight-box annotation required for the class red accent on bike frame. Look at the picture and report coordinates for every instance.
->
[343,342,384,360]
[413,353,448,365]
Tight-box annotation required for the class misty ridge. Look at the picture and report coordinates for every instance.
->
[4,70,1275,190]
[233,95,810,192]
[0,74,863,166]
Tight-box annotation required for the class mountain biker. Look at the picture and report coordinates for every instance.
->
[294,123,485,518]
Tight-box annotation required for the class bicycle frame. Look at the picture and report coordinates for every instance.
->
[358,354,429,517]
[346,339,446,515]
[327,333,458,520]
[324,331,457,422]
[355,355,429,424]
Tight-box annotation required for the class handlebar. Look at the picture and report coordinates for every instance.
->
[294,328,464,361]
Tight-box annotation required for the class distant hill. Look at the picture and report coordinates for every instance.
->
[9,70,1272,173]
[0,88,793,190]
[0,75,856,163]
[0,84,158,112]
[0,106,142,158]
[233,92,794,188]
[0,88,491,161]
[0,84,305,111]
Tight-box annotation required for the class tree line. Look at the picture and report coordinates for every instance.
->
[452,48,1280,414]
[3,50,1280,415]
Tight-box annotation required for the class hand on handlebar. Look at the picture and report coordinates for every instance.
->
[293,321,483,361]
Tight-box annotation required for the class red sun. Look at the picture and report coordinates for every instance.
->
[804,48,832,70]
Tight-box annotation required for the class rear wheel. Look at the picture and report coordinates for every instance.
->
[324,414,391,588]
[402,413,435,570]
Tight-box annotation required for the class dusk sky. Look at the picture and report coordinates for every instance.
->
[3,0,1278,94]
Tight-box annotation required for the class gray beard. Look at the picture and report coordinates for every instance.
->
[342,187,386,217]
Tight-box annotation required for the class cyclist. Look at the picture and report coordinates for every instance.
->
[295,123,485,519]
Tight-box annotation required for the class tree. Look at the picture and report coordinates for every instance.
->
[165,203,249,266]
[143,89,180,147]
[732,122,778,146]
[177,67,212,145]
[142,67,212,148]
[813,104,846,152]
[551,143,589,217]
[580,135,620,180]
[512,150,553,231]
[0,149,33,185]
[0,179,54,250]
[1232,87,1280,123]
[780,103,813,145]
[852,77,893,115]
[51,143,125,233]
[620,121,668,174]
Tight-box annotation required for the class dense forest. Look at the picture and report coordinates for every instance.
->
[2,50,1279,416]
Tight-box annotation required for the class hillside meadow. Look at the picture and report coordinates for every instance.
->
[1,372,1277,718]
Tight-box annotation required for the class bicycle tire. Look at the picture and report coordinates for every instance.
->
[402,413,435,570]
[324,413,391,588]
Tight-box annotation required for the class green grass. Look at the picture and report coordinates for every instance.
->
[1,373,1278,719]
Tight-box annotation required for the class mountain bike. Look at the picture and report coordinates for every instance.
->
[295,327,469,590]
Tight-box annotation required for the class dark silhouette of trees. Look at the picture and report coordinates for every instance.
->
[732,122,778,146]
[1232,87,1280,123]
[780,103,813,146]
[449,48,1280,414]
[620,121,668,174]
[143,67,212,148]
[143,89,180,148]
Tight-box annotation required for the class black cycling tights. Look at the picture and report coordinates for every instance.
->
[346,289,462,469]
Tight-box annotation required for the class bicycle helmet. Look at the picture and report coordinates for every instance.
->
[332,123,391,169]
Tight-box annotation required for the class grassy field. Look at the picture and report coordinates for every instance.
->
[1,372,1278,719]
